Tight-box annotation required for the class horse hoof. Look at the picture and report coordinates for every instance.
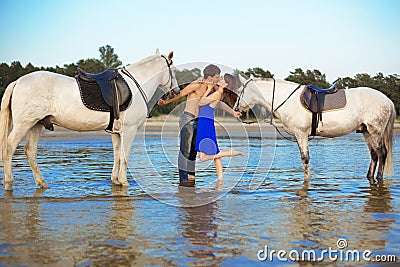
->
[4,183,13,191]
[367,177,376,185]
[120,181,130,187]
[39,183,50,189]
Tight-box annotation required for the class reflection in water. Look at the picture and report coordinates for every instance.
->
[78,187,139,266]
[177,187,221,266]
[0,189,63,266]
[0,134,399,265]
[359,184,394,251]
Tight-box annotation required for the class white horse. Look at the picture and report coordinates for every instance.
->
[236,75,395,184]
[0,50,178,190]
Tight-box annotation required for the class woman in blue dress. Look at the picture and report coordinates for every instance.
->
[196,73,244,180]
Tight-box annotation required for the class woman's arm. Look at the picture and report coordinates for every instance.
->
[217,101,242,118]
[199,82,224,107]
[199,90,222,107]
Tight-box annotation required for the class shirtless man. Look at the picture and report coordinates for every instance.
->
[157,64,241,187]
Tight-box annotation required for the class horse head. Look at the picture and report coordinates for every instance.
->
[234,74,260,112]
[155,49,180,94]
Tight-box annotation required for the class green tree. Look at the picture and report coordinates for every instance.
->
[63,63,78,77]
[244,67,274,78]
[99,45,122,69]
[383,74,400,112]
[9,61,25,82]
[77,58,105,73]
[176,68,201,85]
[353,73,375,87]
[0,63,10,88]
[336,77,357,89]
[285,68,330,88]
[25,62,38,74]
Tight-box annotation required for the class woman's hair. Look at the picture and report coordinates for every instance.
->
[203,64,221,79]
[222,73,238,108]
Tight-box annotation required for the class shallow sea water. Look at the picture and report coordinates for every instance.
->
[0,127,399,266]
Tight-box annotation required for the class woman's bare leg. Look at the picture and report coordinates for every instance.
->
[214,158,223,179]
[215,179,223,191]
[199,149,244,162]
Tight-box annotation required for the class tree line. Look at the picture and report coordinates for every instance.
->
[0,45,399,116]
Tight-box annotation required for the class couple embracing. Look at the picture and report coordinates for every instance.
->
[157,64,244,187]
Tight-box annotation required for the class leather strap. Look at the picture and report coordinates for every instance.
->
[121,67,150,118]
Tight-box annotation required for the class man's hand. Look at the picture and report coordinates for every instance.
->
[196,77,214,85]
[157,99,167,106]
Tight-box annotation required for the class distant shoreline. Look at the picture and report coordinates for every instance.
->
[39,117,400,141]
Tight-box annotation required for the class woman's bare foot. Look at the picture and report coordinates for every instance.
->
[216,179,223,191]
[229,148,244,156]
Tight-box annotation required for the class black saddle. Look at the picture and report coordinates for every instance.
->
[76,68,132,132]
[301,82,347,135]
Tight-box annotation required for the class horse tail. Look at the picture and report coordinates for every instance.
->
[0,81,16,161]
[383,102,395,176]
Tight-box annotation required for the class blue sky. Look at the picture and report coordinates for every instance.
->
[0,0,399,81]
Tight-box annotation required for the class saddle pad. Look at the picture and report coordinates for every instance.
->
[76,76,132,112]
[301,88,347,112]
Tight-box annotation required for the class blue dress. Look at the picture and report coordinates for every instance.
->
[196,104,220,155]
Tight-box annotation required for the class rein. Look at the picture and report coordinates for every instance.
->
[121,67,150,118]
[233,78,252,112]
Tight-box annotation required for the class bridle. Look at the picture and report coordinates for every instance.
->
[233,77,302,141]
[233,78,253,112]
[160,55,175,90]
[234,77,301,121]
[234,77,279,124]
[121,55,175,118]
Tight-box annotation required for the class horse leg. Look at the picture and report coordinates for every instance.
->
[362,131,378,183]
[375,137,387,181]
[3,123,32,190]
[364,127,387,182]
[295,133,311,181]
[117,127,138,186]
[111,133,121,184]
[24,124,48,188]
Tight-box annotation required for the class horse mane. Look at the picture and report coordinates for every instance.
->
[253,77,299,86]
[130,55,160,67]
[253,77,274,82]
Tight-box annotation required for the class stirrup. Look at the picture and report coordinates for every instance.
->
[105,129,122,134]
[105,119,122,134]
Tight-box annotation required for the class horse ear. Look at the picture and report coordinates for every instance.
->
[239,74,247,84]
[168,51,174,61]
[155,48,160,55]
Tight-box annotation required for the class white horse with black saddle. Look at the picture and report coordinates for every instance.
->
[235,75,395,184]
[0,50,178,190]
